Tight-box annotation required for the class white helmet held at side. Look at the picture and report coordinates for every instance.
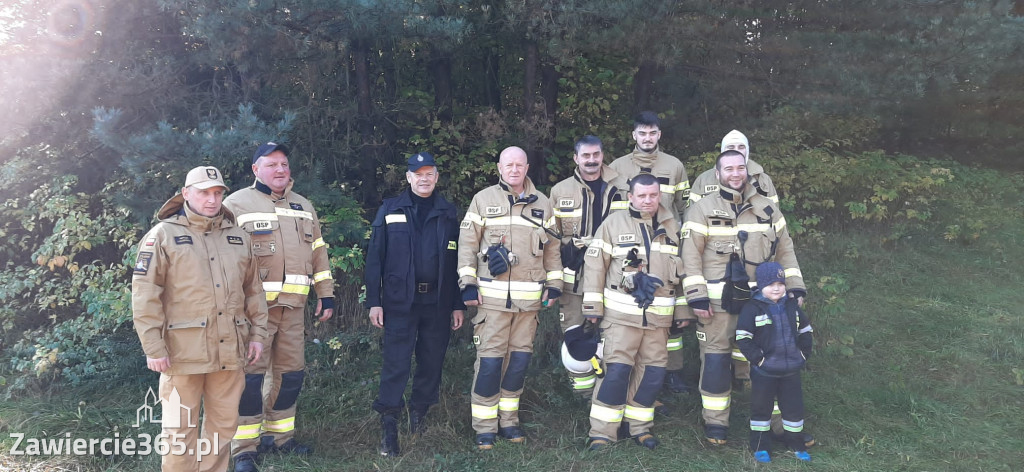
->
[561,342,594,374]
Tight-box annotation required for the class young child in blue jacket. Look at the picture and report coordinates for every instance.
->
[735,261,813,463]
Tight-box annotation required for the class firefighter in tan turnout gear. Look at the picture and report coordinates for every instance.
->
[224,143,335,471]
[132,166,268,472]
[688,130,778,391]
[680,150,806,446]
[458,146,563,450]
[609,111,693,395]
[581,173,689,451]
[549,135,628,397]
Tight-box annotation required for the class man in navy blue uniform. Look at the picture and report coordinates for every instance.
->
[364,151,466,457]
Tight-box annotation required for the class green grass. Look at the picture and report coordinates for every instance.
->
[2,220,1023,471]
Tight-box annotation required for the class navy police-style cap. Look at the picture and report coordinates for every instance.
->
[407,152,438,172]
[253,142,290,163]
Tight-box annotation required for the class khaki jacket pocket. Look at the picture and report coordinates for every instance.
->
[165,317,209,363]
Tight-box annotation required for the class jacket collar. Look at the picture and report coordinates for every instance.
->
[156,193,236,228]
[253,178,294,199]
[717,184,758,205]
[498,176,538,199]
[628,146,662,168]
[573,164,620,186]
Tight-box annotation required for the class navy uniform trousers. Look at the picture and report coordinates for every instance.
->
[372,300,451,414]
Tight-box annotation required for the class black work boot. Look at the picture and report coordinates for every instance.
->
[379,414,400,456]
[233,452,259,472]
[409,408,428,436]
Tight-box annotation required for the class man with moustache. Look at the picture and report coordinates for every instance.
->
[549,136,629,397]
[225,143,334,471]
[364,152,465,456]
[457,146,563,450]
[680,150,806,446]
[610,111,693,396]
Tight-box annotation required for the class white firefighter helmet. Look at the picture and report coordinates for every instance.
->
[561,342,594,374]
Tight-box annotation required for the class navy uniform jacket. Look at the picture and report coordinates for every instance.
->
[364,189,466,315]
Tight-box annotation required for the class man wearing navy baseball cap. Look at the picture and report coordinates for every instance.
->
[364,151,465,456]
[224,143,335,471]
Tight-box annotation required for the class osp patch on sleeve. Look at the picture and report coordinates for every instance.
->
[227,235,244,245]
[703,184,719,194]
[585,247,600,257]
[473,335,481,346]
[460,220,472,229]
[681,228,691,239]
[616,234,637,244]
[173,235,193,245]
[484,206,503,216]
[695,330,707,342]
[134,252,153,276]
[558,199,575,208]
[253,220,273,231]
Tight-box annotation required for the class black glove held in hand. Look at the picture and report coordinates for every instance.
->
[560,243,585,272]
[631,272,664,310]
[486,244,511,276]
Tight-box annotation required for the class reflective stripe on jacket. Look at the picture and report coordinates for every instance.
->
[223,180,334,308]
[549,166,629,293]
[457,177,562,312]
[610,147,690,221]
[132,195,269,376]
[687,158,778,207]
[581,206,684,328]
[680,185,805,317]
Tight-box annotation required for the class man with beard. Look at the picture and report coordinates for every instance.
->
[610,111,693,397]
[680,150,806,446]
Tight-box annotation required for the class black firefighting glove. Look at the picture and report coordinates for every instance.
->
[560,242,585,273]
[485,244,511,276]
[631,272,664,310]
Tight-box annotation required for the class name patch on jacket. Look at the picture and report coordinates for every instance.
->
[617,234,637,243]
[289,202,304,211]
[485,206,503,216]
[227,236,244,245]
[558,199,575,208]
[174,235,193,245]
[531,209,544,219]
[134,252,153,275]
[711,209,729,218]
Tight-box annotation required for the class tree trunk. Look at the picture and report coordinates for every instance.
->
[633,60,664,112]
[430,46,454,124]
[353,38,379,208]
[533,60,559,185]
[486,48,503,112]
[523,40,541,182]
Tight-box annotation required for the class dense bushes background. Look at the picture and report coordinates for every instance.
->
[0,0,1022,394]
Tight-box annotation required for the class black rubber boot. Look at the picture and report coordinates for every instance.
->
[379,414,400,456]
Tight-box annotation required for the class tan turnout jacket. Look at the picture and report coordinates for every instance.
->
[610,147,690,221]
[581,207,685,328]
[223,180,334,308]
[457,177,563,312]
[132,196,269,375]
[680,185,805,319]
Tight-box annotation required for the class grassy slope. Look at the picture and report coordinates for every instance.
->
[2,221,1022,472]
